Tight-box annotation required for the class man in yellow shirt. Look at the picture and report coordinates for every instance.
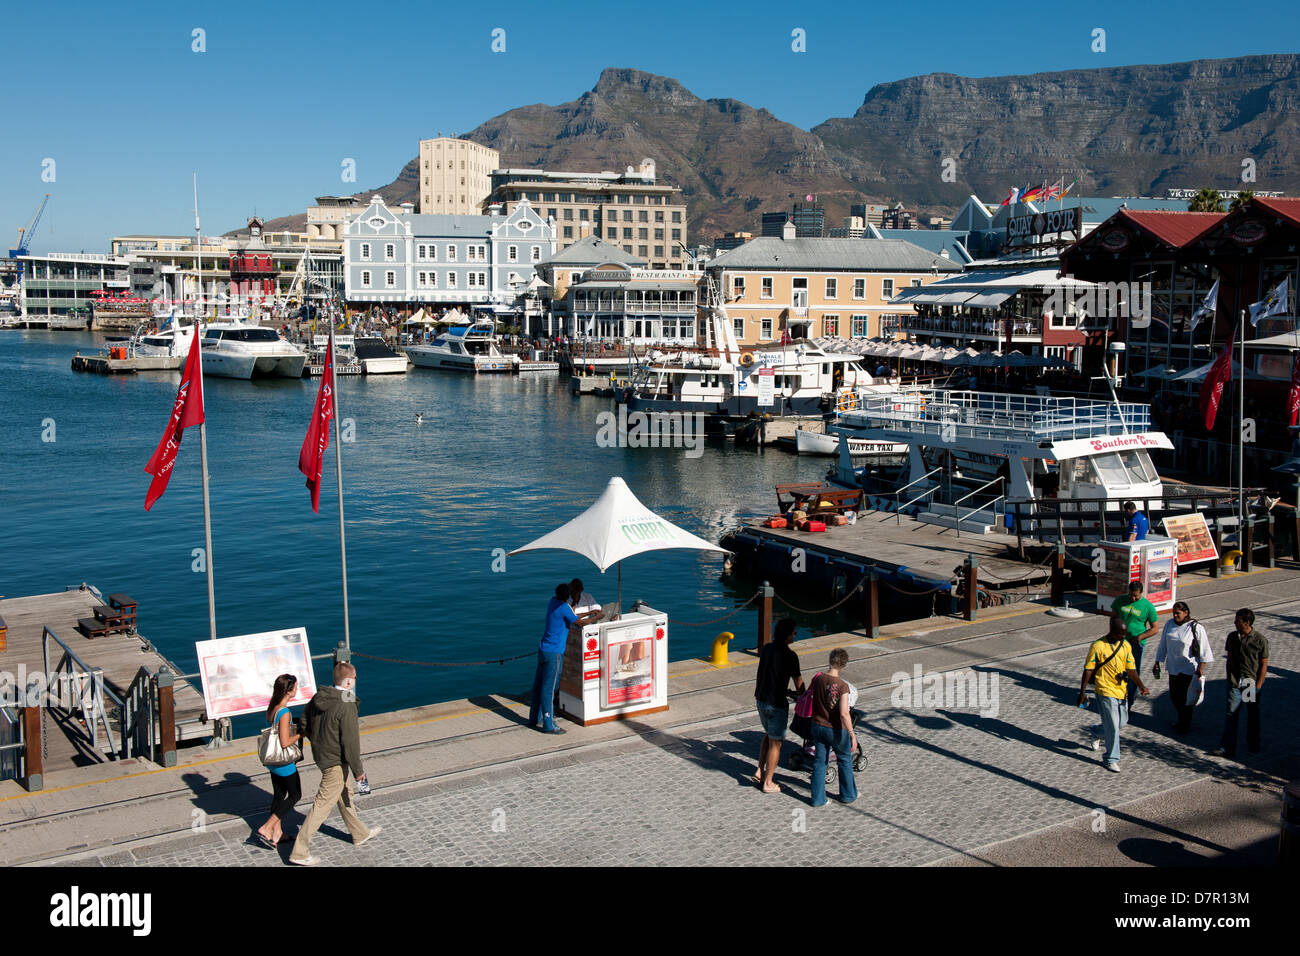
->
[1079,617,1150,773]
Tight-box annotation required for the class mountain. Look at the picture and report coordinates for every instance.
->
[250,55,1300,240]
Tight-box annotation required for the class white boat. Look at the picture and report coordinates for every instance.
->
[201,322,306,379]
[405,320,519,373]
[794,425,906,457]
[353,335,409,375]
[131,312,199,358]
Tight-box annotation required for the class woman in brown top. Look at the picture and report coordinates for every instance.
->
[810,648,858,807]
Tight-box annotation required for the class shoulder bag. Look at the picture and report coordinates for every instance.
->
[1088,640,1127,686]
[258,713,303,768]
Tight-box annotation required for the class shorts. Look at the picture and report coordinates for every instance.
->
[757,701,790,741]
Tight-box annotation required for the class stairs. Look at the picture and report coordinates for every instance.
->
[916,502,1003,535]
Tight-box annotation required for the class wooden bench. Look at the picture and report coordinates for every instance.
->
[106,593,138,630]
[77,617,115,639]
[777,484,864,517]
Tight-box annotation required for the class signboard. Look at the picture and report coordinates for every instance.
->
[603,636,654,706]
[1007,206,1081,246]
[195,627,316,720]
[1143,538,1177,608]
[756,366,775,407]
[1049,432,1173,461]
[1161,513,1219,565]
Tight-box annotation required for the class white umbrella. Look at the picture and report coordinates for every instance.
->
[509,476,729,609]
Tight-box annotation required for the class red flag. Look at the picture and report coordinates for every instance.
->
[298,328,335,513]
[1198,324,1236,431]
[1288,353,1300,427]
[144,330,205,510]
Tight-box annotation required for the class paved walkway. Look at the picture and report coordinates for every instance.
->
[14,568,1295,868]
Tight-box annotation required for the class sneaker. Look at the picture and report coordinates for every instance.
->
[1091,738,1102,752]
[1105,762,1121,773]
[289,855,319,866]
[354,826,382,848]
[541,726,567,735]
[1211,747,1230,757]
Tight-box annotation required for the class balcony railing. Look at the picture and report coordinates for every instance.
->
[900,315,1044,339]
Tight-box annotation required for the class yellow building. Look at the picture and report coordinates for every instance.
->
[704,227,962,346]
[419,138,500,214]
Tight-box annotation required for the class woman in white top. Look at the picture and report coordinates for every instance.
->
[1153,601,1214,735]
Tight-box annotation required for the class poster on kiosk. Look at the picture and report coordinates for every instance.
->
[1096,536,1177,611]
[558,604,669,726]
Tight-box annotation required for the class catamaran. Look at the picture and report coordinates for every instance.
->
[201,321,306,379]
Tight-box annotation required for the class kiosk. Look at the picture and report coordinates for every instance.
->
[1096,535,1177,611]
[558,603,669,726]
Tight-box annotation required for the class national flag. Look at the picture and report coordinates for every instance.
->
[298,327,335,513]
[1248,276,1290,326]
[1198,323,1236,431]
[1000,187,1021,207]
[1188,279,1219,335]
[144,329,205,510]
[1021,183,1048,204]
[1289,352,1300,427]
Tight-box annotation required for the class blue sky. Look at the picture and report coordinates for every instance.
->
[2,0,1296,253]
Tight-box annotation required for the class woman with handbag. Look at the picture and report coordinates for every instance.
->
[256,674,304,849]
[1152,602,1213,735]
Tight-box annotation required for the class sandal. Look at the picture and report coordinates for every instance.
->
[256,833,276,849]
[761,783,781,794]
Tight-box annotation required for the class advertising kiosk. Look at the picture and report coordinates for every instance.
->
[559,603,669,726]
[1096,535,1177,611]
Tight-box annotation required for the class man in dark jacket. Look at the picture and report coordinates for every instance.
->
[289,662,381,865]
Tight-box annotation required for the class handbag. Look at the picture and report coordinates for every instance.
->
[794,673,820,718]
[258,718,303,768]
[1186,674,1206,707]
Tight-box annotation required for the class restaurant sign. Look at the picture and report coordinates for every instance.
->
[1006,206,1081,245]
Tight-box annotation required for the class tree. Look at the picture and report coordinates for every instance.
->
[1229,189,1257,213]
[1188,188,1225,213]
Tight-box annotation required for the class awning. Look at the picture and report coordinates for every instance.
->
[894,288,975,306]
[962,289,1018,308]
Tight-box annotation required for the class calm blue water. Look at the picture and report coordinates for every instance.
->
[0,331,831,720]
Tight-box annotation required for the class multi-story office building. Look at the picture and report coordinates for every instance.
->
[308,196,364,241]
[760,212,791,238]
[715,231,753,252]
[482,159,687,270]
[419,138,500,215]
[16,252,130,316]
[342,195,555,318]
[705,222,961,346]
[791,200,825,238]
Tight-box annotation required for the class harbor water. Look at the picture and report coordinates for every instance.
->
[0,331,838,723]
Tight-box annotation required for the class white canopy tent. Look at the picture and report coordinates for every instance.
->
[509,477,729,609]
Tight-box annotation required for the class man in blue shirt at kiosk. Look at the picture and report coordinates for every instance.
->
[1124,501,1149,541]
[530,582,600,734]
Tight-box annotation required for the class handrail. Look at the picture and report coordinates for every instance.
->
[958,494,1005,539]
[895,466,945,525]
[42,626,124,759]
[952,475,1006,539]
[124,667,156,763]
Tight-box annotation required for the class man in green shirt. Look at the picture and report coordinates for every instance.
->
[1111,580,1159,707]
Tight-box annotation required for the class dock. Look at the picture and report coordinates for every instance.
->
[71,354,182,375]
[0,587,209,773]
[725,508,1051,600]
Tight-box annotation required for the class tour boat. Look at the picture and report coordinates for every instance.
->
[405,320,518,373]
[353,335,409,375]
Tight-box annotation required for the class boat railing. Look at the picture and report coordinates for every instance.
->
[895,466,945,525]
[953,475,1007,539]
[851,389,1150,441]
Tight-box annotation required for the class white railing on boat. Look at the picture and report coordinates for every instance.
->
[841,389,1150,442]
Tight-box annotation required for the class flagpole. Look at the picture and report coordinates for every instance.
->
[195,173,217,643]
[1238,308,1246,533]
[329,322,352,651]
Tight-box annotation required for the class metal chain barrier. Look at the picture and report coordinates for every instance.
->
[350,650,537,668]
[881,578,951,596]
[667,590,762,627]
[772,579,865,615]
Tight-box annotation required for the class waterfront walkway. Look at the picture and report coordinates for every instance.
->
[2,567,1296,867]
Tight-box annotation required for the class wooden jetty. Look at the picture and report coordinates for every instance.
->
[726,508,1052,596]
[0,588,209,774]
[71,353,182,375]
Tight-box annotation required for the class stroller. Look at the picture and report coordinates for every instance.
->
[786,680,867,783]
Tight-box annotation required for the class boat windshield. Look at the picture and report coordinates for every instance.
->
[1119,449,1156,484]
[1091,453,1132,490]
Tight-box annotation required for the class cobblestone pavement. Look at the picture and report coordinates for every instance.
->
[63,605,1298,867]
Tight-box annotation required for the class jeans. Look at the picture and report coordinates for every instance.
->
[1126,638,1145,708]
[1096,694,1128,765]
[810,723,857,807]
[529,650,563,730]
[1220,683,1262,756]
[1168,672,1196,733]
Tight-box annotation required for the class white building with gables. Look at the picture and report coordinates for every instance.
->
[343,195,555,320]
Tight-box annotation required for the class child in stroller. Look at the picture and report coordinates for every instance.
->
[786,679,867,782]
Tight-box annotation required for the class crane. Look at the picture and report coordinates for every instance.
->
[10,194,51,259]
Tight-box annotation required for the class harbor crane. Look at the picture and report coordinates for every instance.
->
[9,194,51,259]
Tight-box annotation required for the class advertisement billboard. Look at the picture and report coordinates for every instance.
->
[195,627,316,720]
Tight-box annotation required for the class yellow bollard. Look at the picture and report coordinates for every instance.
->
[711,632,734,667]
[1221,549,1242,571]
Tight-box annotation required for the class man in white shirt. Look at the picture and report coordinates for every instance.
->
[1153,601,1214,735]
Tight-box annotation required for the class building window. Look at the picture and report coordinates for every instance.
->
[671,229,681,241]
[761,277,773,299]
[638,210,649,222]
[623,228,633,239]
[547,208,558,220]
[360,243,371,260]
[417,244,426,260]
[385,271,396,288]
[824,315,839,337]
[672,211,682,223]
[760,318,773,340]
[622,210,633,221]
[448,272,457,288]
[637,245,648,257]
[654,246,663,257]
[851,315,870,337]
[360,270,371,287]
[384,243,395,260]
[882,278,895,299]
[563,209,574,220]
[564,226,574,239]
[532,246,541,262]
[732,276,745,298]
[607,229,618,239]
[853,278,865,299]
[447,246,457,262]
[508,245,518,262]
[910,278,922,287]
[733,317,745,339]
[825,278,837,299]
[637,228,648,240]
[426,245,436,262]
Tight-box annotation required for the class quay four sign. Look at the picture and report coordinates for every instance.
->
[1006,206,1081,244]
